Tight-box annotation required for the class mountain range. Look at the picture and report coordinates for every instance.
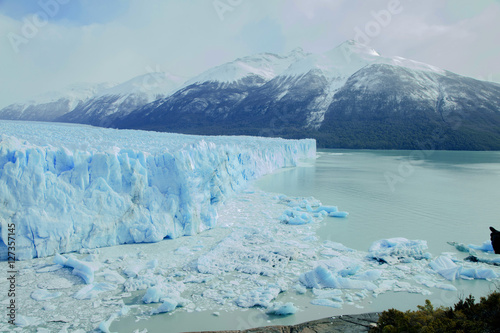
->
[2,40,500,150]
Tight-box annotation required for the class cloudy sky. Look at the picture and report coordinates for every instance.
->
[0,0,499,108]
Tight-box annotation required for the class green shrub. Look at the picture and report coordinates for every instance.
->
[372,291,500,333]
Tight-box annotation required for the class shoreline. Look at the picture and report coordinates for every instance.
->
[187,312,380,333]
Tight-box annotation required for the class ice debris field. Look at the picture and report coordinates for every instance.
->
[0,121,499,333]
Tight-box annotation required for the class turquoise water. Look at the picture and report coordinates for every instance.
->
[257,149,500,256]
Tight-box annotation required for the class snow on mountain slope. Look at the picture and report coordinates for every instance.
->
[0,121,315,260]
[278,40,445,127]
[97,72,185,102]
[0,82,113,122]
[283,40,443,80]
[183,48,308,87]
[57,72,186,126]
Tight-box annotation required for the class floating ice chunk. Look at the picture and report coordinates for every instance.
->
[152,299,178,314]
[461,267,498,280]
[310,299,342,308]
[235,286,281,308]
[475,268,498,279]
[314,206,338,214]
[54,253,68,265]
[142,287,164,304]
[429,256,461,281]
[98,313,118,333]
[98,306,131,333]
[280,210,313,225]
[73,283,117,300]
[293,284,307,294]
[313,290,343,303]
[287,214,312,225]
[312,288,343,298]
[435,283,457,291]
[369,238,431,264]
[329,211,348,218]
[430,256,497,281]
[447,241,476,254]
[300,265,377,291]
[468,241,494,253]
[54,254,96,284]
[142,281,186,304]
[31,289,62,301]
[266,302,297,316]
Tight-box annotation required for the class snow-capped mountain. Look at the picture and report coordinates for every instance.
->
[183,47,308,87]
[3,40,500,149]
[0,72,185,126]
[0,83,112,122]
[115,40,500,150]
[56,72,185,127]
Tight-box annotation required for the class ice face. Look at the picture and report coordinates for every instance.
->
[0,121,315,260]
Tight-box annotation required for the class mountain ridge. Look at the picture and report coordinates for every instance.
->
[1,40,500,150]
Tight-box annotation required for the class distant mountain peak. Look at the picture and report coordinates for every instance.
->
[183,49,308,86]
[97,72,185,99]
[336,39,381,57]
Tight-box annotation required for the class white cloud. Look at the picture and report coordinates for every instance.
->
[0,0,499,109]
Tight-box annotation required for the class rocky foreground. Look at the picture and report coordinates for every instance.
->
[188,312,380,333]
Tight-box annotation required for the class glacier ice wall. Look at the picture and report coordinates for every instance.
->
[0,121,315,260]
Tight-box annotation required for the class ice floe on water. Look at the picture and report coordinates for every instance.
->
[2,189,499,332]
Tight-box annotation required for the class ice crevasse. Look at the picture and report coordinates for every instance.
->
[0,121,316,260]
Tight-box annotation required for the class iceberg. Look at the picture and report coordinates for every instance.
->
[235,286,281,308]
[310,298,342,308]
[468,241,494,253]
[266,302,298,316]
[54,253,97,284]
[430,255,498,281]
[299,265,377,291]
[369,238,431,264]
[329,211,349,218]
[0,121,315,260]
[152,299,178,315]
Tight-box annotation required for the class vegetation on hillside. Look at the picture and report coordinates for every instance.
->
[371,291,500,333]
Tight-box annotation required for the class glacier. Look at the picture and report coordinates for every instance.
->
[1,187,499,332]
[0,121,315,260]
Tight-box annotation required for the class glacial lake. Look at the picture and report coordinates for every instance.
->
[257,149,500,256]
[111,149,500,333]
